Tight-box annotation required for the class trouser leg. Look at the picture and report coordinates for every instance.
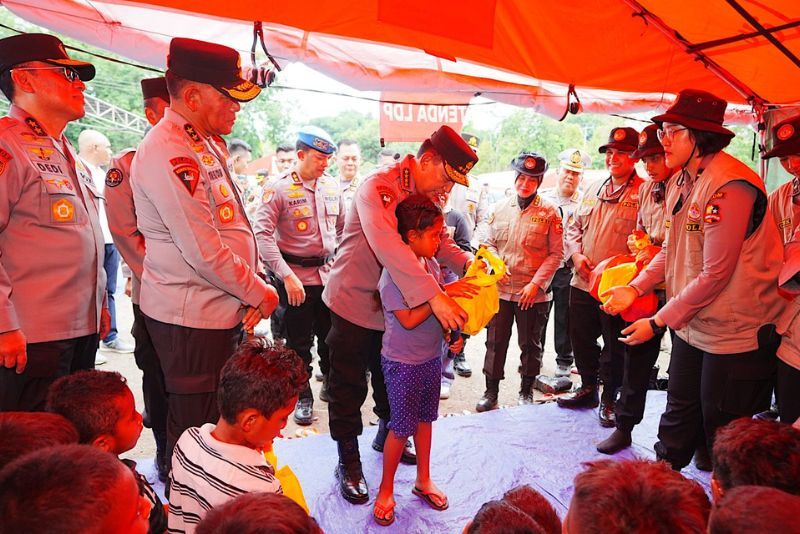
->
[615,331,662,431]
[483,299,515,381]
[551,267,574,367]
[569,287,603,389]
[598,311,626,404]
[285,287,321,399]
[103,244,120,343]
[516,301,549,378]
[777,358,800,424]
[269,275,288,340]
[132,304,168,438]
[310,287,332,377]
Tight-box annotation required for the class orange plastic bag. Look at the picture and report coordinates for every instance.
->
[453,248,507,335]
[264,449,309,513]
[589,243,662,321]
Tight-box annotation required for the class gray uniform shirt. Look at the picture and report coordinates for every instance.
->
[0,105,106,342]
[105,149,143,303]
[322,155,472,331]
[131,108,269,329]
[254,168,345,286]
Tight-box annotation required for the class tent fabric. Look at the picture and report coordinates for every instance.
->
[4,0,798,119]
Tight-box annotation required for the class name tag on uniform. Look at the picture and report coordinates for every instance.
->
[582,199,596,207]
[685,222,701,232]
[531,216,548,224]
[621,201,638,208]
[289,197,308,207]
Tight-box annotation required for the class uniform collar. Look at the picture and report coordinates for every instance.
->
[9,104,62,141]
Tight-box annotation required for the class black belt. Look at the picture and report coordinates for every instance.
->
[281,252,333,267]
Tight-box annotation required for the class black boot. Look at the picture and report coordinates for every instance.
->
[476,378,500,412]
[557,384,599,408]
[371,418,417,465]
[335,439,368,504]
[596,428,632,454]
[518,376,534,405]
[693,444,712,472]
[598,400,616,428]
[319,375,329,403]
[154,429,169,483]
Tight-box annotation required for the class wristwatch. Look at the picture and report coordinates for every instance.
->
[649,318,667,336]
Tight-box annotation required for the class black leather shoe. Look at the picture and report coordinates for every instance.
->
[319,376,329,403]
[596,428,631,454]
[557,386,599,408]
[371,419,417,465]
[693,445,713,472]
[293,398,314,426]
[598,401,616,428]
[454,353,472,377]
[335,462,369,504]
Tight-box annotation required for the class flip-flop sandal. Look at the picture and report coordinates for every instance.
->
[373,502,395,526]
[412,486,449,511]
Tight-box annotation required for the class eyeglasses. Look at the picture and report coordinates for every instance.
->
[656,126,688,142]
[12,66,80,82]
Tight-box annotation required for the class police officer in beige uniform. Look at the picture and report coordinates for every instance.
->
[255,126,345,426]
[477,152,563,411]
[604,89,783,469]
[0,34,110,411]
[596,124,676,455]
[105,76,170,480]
[763,115,800,425]
[323,125,477,504]
[131,38,278,458]
[336,138,361,215]
[558,127,643,428]
[540,148,590,377]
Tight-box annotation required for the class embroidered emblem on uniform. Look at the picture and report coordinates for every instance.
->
[685,222,701,232]
[289,184,302,191]
[779,218,791,229]
[201,154,215,167]
[190,143,204,153]
[687,203,701,221]
[20,132,45,144]
[292,172,301,184]
[613,129,626,141]
[621,201,638,208]
[218,183,230,197]
[710,191,726,200]
[296,220,309,232]
[262,188,275,203]
[288,191,304,199]
[402,168,411,191]
[704,203,721,224]
[313,138,332,152]
[665,220,671,229]
[46,178,73,191]
[183,124,201,143]
[51,198,75,222]
[468,204,475,212]
[24,117,46,136]
[777,124,795,141]
[377,186,395,208]
[170,157,200,195]
[292,208,302,218]
[218,202,235,223]
[289,197,307,207]
[302,206,311,216]
[105,168,123,188]
[28,146,54,160]
[531,217,547,224]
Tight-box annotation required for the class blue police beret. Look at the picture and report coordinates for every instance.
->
[297,126,336,155]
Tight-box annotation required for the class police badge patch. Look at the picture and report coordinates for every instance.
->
[105,168,124,188]
[170,157,200,195]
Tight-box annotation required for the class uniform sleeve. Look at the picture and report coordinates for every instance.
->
[657,181,756,329]
[0,140,26,332]
[532,213,564,290]
[253,186,295,281]
[133,145,268,308]
[336,193,346,243]
[631,247,667,293]
[357,181,442,308]
[106,152,145,281]
[474,187,490,241]
[564,193,585,261]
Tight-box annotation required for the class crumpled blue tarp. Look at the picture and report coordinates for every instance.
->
[272,391,710,534]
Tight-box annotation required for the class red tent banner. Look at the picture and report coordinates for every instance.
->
[379,93,472,142]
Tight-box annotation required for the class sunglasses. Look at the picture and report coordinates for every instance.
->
[13,66,80,82]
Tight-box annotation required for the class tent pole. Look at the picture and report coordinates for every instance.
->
[620,0,764,105]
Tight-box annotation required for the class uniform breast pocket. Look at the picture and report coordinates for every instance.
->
[612,216,636,237]
[524,223,549,250]
[40,175,81,225]
[493,222,510,243]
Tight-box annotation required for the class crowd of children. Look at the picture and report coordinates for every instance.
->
[1,195,799,533]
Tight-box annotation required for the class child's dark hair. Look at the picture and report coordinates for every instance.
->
[395,193,443,243]
[0,412,79,469]
[708,486,800,534]
[218,339,309,424]
[0,444,130,534]
[196,492,322,534]
[46,370,130,443]
[467,499,546,533]
[502,485,562,534]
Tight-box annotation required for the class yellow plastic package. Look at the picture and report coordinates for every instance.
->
[264,449,309,513]
[453,248,507,335]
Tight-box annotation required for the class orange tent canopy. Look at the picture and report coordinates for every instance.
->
[4,0,799,117]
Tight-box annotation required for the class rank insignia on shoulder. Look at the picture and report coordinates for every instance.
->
[377,186,395,208]
[183,124,201,143]
[24,117,46,136]
[292,172,302,184]
[262,188,275,203]
[105,168,124,188]
[170,157,200,195]
[401,168,411,191]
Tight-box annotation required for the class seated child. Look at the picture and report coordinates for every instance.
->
[708,486,800,533]
[502,485,562,534]
[0,411,78,469]
[712,417,800,500]
[465,499,546,534]
[373,194,478,526]
[565,459,710,533]
[0,444,151,533]
[47,370,167,534]
[196,492,322,534]
[169,339,307,533]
